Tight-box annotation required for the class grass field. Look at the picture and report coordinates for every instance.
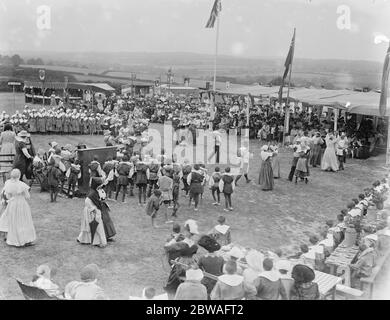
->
[0,126,389,299]
[0,92,389,300]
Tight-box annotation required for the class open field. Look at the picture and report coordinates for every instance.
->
[0,124,389,299]
[0,93,389,300]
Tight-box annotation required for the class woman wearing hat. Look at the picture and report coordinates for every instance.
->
[290,264,320,300]
[13,130,34,181]
[258,145,275,191]
[77,178,109,247]
[164,219,200,299]
[197,235,224,297]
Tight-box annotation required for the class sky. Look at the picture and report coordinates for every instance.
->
[0,0,389,61]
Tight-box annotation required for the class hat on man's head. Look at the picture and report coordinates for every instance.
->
[80,264,99,282]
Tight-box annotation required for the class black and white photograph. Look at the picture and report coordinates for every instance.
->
[0,0,390,306]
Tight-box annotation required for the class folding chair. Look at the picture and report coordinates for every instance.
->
[15,279,59,300]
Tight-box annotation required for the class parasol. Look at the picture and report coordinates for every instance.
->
[89,210,99,244]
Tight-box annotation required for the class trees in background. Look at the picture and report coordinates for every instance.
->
[0,54,43,66]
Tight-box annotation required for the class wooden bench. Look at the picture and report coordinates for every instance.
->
[360,248,390,299]
[335,284,364,300]
[0,153,15,184]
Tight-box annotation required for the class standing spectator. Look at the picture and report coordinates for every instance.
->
[13,130,34,182]
[47,158,62,203]
[0,123,16,174]
[0,169,36,247]
[336,132,348,171]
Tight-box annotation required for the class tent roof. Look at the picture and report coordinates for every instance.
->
[221,85,390,115]
[69,82,115,91]
[24,80,66,90]
[219,85,280,96]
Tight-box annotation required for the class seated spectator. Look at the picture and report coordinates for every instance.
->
[210,260,256,300]
[30,264,61,297]
[165,223,185,247]
[252,258,287,300]
[174,267,208,300]
[227,246,245,275]
[208,216,231,247]
[276,259,294,300]
[288,244,309,260]
[64,264,108,300]
[243,249,264,287]
[290,264,320,300]
[350,243,376,288]
[197,235,224,296]
[129,287,168,300]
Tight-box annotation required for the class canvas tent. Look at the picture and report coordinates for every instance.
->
[220,85,390,115]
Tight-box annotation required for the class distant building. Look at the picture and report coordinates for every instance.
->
[23,81,115,105]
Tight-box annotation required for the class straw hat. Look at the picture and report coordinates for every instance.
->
[17,130,30,138]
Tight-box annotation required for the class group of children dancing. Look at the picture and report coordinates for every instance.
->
[85,149,241,228]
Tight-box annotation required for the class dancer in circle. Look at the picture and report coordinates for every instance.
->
[258,145,275,191]
[77,178,113,247]
[321,131,339,172]
[0,169,36,247]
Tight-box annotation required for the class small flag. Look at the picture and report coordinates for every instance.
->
[206,0,222,28]
[279,28,296,102]
[379,43,390,116]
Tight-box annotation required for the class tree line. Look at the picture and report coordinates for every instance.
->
[0,54,44,67]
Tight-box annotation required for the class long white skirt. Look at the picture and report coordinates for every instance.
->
[0,196,36,247]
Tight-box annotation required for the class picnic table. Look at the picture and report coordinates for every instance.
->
[314,271,343,300]
[325,244,359,286]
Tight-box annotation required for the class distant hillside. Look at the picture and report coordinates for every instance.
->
[3,51,384,90]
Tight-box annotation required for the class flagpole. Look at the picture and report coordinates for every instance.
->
[282,77,291,147]
[213,15,220,92]
[283,28,295,147]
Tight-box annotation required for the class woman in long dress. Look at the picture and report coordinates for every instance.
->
[0,123,16,173]
[309,132,323,168]
[258,145,275,191]
[0,169,36,247]
[97,179,116,241]
[321,132,339,172]
[269,143,280,179]
[77,178,108,248]
[13,130,34,181]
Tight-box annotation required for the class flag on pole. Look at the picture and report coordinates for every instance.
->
[379,42,390,116]
[206,0,222,28]
[278,28,296,102]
